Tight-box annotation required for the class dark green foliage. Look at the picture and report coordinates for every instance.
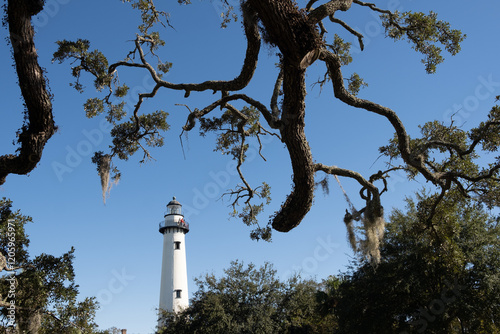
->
[328,34,353,66]
[318,33,367,96]
[53,39,112,92]
[346,73,368,96]
[0,198,102,333]
[333,191,500,334]
[0,198,31,265]
[84,98,106,119]
[110,110,169,161]
[471,103,500,152]
[157,60,172,76]
[228,181,272,241]
[158,261,338,334]
[380,101,500,207]
[200,106,260,160]
[382,11,466,74]
[122,0,171,36]
[39,297,101,334]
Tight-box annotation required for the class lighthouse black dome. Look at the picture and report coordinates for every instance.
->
[167,196,181,207]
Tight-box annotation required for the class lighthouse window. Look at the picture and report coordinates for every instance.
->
[175,289,182,299]
[174,241,181,250]
[169,206,181,215]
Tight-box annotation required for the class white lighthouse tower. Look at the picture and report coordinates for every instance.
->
[158,197,189,322]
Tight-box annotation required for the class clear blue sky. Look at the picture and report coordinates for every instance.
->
[1,1,499,333]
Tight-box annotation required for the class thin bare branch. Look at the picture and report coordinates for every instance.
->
[329,16,364,51]
[182,94,279,133]
[352,0,392,15]
[315,163,378,195]
[308,0,354,25]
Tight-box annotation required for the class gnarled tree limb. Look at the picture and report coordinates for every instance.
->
[0,0,55,185]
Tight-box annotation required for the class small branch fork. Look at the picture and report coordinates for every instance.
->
[305,0,397,58]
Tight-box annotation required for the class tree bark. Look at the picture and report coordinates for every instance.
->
[0,0,55,185]
[246,0,319,232]
[272,60,315,232]
[247,0,321,64]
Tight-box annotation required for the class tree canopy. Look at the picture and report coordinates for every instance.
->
[158,260,338,334]
[0,198,104,333]
[334,190,500,333]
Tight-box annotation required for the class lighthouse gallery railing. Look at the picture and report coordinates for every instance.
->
[159,219,189,231]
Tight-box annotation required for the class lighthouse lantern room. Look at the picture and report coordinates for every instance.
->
[158,197,189,324]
